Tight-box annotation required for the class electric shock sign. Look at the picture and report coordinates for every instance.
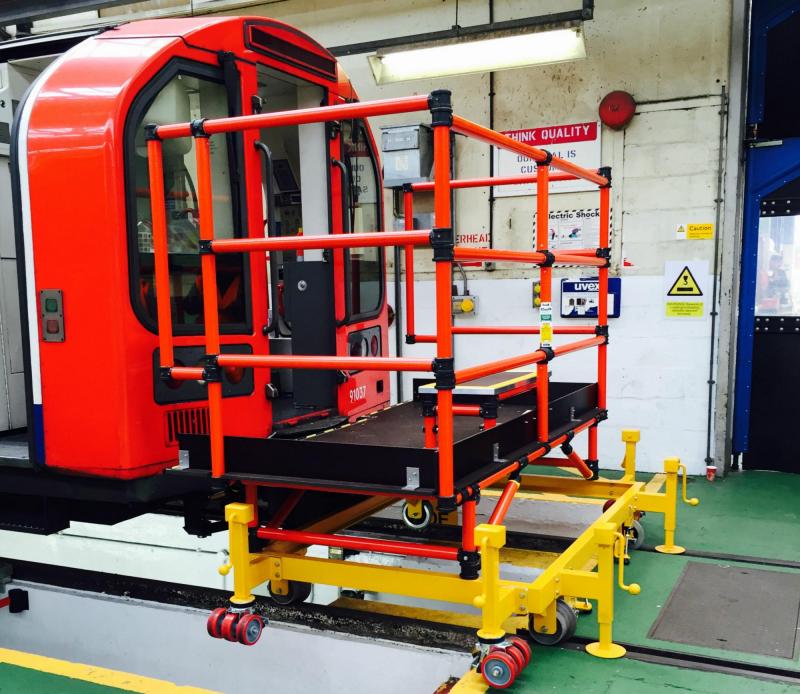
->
[493,122,601,197]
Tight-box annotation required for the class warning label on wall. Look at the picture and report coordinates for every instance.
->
[667,266,703,296]
[664,261,709,320]
[676,223,714,240]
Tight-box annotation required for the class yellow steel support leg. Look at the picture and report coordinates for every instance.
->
[222,502,257,605]
[585,522,626,659]
[473,524,511,642]
[655,458,687,554]
[620,429,640,481]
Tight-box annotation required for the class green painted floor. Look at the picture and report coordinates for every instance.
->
[512,646,800,693]
[0,663,128,694]
[506,469,800,692]
[640,470,800,562]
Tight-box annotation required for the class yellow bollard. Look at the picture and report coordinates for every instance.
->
[655,458,686,554]
[473,524,507,642]
[585,523,626,659]
[224,502,257,605]
[620,429,640,481]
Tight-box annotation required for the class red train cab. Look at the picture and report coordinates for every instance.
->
[14,17,390,479]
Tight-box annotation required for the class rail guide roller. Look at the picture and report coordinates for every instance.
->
[2,15,699,689]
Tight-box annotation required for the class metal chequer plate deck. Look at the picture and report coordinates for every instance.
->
[179,381,598,496]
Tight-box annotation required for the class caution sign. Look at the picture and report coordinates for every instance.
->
[667,266,703,297]
[676,222,714,240]
[664,261,708,320]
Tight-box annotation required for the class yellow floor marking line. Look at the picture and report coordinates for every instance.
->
[0,648,219,694]
[450,669,488,693]
[645,472,666,493]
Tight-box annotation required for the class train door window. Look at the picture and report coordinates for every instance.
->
[342,120,382,319]
[256,68,327,250]
[129,68,247,332]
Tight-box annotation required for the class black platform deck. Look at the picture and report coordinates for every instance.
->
[181,381,600,497]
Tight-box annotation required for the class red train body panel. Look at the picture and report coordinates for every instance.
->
[17,17,390,479]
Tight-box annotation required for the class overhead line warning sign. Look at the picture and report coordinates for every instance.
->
[667,266,703,297]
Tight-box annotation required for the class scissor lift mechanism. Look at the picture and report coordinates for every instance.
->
[146,90,699,687]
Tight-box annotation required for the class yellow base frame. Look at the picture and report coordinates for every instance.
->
[220,431,699,660]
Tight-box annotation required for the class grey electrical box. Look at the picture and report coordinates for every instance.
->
[381,124,433,187]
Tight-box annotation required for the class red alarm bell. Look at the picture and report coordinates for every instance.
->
[599,90,636,130]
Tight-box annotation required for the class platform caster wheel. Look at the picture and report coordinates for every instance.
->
[602,498,615,513]
[237,613,265,646]
[528,598,578,646]
[627,519,645,550]
[500,643,526,674]
[268,580,312,606]
[220,611,241,642]
[481,650,518,689]
[507,636,532,667]
[206,607,227,639]
[401,500,434,530]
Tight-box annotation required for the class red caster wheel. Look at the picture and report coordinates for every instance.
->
[602,498,615,513]
[220,611,240,642]
[481,650,517,689]
[237,613,265,646]
[206,607,227,639]
[500,644,525,674]
[508,636,532,668]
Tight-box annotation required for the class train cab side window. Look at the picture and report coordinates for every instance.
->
[131,72,246,331]
[342,120,382,319]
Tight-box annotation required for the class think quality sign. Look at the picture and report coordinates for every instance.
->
[493,122,601,197]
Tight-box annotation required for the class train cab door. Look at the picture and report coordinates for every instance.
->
[249,66,337,427]
[331,115,391,418]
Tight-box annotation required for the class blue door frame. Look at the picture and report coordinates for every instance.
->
[733,0,800,452]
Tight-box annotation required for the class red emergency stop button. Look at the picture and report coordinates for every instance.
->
[45,319,60,335]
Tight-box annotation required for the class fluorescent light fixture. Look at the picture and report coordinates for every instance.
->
[368,27,585,84]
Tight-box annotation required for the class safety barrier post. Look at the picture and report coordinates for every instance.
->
[145,132,175,371]
[459,497,480,578]
[585,522,626,659]
[621,429,640,481]
[536,161,551,442]
[403,184,417,342]
[430,90,455,503]
[473,524,508,642]
[194,132,225,478]
[597,177,611,413]
[219,503,256,606]
[587,425,599,478]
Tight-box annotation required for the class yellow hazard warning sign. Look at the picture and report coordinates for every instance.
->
[667,266,703,297]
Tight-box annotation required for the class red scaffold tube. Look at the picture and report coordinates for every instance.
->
[488,478,520,525]
[156,95,431,139]
[216,354,432,372]
[256,527,459,561]
[211,230,431,254]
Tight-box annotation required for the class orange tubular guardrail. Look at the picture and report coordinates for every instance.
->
[146,89,611,514]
